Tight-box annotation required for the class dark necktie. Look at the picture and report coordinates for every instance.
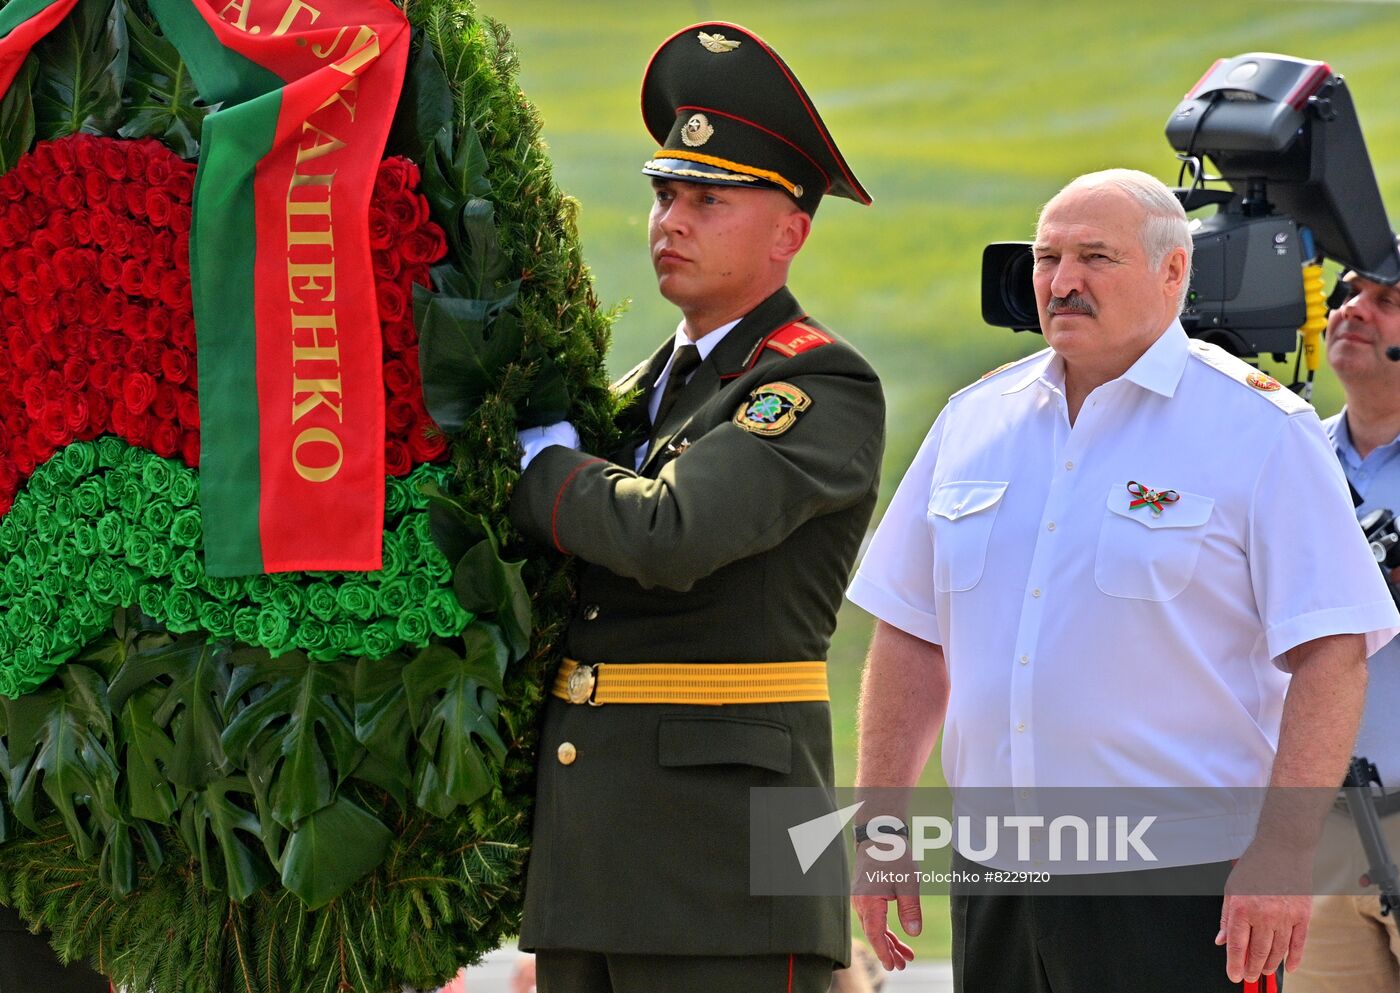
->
[651,343,702,434]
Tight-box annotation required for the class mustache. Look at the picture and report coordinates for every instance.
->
[1047,292,1097,317]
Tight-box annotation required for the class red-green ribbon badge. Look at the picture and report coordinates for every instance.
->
[1127,480,1180,517]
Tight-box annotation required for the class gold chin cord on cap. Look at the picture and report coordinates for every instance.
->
[647,149,804,199]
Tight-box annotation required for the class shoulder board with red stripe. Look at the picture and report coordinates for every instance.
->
[763,321,833,357]
[722,319,835,380]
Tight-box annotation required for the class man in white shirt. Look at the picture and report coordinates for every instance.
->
[847,169,1399,992]
[1292,260,1400,992]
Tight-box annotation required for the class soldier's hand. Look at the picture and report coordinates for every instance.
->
[851,844,919,971]
[516,421,580,470]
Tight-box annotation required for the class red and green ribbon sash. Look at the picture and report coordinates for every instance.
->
[149,0,408,576]
[0,0,78,93]
[1126,480,1179,516]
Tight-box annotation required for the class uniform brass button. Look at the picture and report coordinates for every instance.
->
[582,604,600,621]
[557,742,578,766]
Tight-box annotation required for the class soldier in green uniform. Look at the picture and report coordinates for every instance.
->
[509,21,883,993]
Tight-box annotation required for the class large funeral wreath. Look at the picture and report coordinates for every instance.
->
[0,0,614,989]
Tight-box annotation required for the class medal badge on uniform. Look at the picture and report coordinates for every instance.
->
[734,381,811,436]
[1126,480,1180,517]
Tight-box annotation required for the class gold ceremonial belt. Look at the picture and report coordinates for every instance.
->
[551,657,829,706]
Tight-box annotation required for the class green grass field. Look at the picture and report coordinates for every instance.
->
[488,0,1400,959]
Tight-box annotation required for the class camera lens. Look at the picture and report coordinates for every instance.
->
[999,250,1039,329]
[981,243,1042,331]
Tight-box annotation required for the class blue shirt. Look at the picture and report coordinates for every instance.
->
[1325,409,1400,782]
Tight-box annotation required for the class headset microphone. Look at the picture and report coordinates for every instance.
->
[1387,347,1400,362]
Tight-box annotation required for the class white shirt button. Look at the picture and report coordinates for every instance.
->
[1031,588,1041,598]
[1020,655,1029,665]
[1046,522,1056,531]
[1065,460,1074,470]
[1017,722,1026,732]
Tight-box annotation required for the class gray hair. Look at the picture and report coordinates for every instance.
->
[1042,169,1193,310]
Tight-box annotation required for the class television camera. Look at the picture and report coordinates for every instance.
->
[981,53,1400,399]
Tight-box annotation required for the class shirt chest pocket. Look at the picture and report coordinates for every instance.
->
[927,481,1009,592]
[1094,484,1215,601]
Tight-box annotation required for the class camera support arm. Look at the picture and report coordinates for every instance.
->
[1342,756,1400,916]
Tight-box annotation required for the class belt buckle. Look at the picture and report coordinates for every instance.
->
[567,663,600,705]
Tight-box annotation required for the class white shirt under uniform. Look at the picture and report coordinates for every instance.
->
[848,321,1399,866]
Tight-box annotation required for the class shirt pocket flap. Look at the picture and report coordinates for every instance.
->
[1105,484,1214,529]
[929,481,1010,521]
[657,715,792,774]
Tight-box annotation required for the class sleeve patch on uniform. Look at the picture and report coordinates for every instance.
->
[733,381,811,436]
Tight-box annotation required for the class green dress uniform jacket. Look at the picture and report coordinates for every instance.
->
[510,287,885,964]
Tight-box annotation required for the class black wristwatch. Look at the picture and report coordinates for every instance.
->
[854,822,909,844]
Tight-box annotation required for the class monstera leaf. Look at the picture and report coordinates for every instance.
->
[117,685,178,823]
[33,0,128,139]
[404,634,508,818]
[108,636,232,790]
[220,651,364,827]
[0,59,36,174]
[351,656,414,808]
[278,795,393,910]
[414,274,522,434]
[118,3,209,156]
[420,483,531,662]
[177,772,276,902]
[3,664,117,854]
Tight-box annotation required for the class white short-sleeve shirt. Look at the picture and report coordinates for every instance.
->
[849,321,1399,798]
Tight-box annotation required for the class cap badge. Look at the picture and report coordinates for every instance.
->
[1246,371,1282,392]
[698,31,741,53]
[681,113,714,147]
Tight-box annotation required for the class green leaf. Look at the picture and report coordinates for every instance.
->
[413,278,522,434]
[98,812,161,897]
[117,3,209,158]
[117,686,177,823]
[349,656,412,807]
[384,28,452,161]
[514,350,571,429]
[108,637,232,789]
[456,197,510,300]
[0,58,36,175]
[278,796,392,910]
[423,123,490,223]
[403,635,508,818]
[221,654,363,828]
[4,664,117,855]
[33,0,129,139]
[419,479,488,567]
[453,537,531,662]
[177,774,276,901]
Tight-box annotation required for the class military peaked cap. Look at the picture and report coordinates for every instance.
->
[641,22,871,216]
